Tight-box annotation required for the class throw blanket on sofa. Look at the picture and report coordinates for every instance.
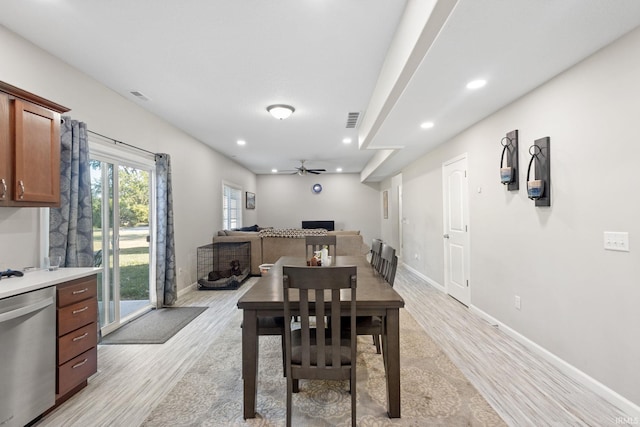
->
[258,228,327,238]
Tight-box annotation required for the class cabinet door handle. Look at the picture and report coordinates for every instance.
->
[72,288,89,295]
[72,332,89,342]
[18,180,25,199]
[72,358,88,369]
[0,178,6,199]
[72,306,89,315]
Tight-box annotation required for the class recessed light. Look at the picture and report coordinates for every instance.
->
[466,79,487,90]
[237,139,246,146]
[271,169,278,173]
[342,138,352,144]
[420,121,434,129]
[336,167,343,172]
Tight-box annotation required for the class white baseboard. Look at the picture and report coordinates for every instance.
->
[469,305,640,419]
[177,282,197,299]
[401,262,445,292]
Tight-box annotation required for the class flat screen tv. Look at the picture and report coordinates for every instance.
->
[301,220,335,231]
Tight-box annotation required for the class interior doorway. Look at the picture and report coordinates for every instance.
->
[442,154,470,306]
[89,144,155,335]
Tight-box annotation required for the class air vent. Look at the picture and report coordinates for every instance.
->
[345,112,360,128]
[130,90,150,101]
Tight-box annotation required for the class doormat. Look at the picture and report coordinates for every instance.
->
[101,307,208,345]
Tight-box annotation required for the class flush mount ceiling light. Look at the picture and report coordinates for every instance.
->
[420,121,434,129]
[466,79,487,90]
[267,104,295,120]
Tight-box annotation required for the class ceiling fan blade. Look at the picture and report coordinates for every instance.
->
[307,169,326,172]
[308,170,321,174]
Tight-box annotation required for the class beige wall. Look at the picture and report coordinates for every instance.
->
[256,173,380,246]
[397,26,640,410]
[0,25,256,292]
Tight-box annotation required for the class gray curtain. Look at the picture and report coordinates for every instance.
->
[49,117,94,267]
[155,153,177,307]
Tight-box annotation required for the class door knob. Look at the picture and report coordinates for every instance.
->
[443,234,450,239]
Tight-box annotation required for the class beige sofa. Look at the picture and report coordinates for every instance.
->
[212,229,368,275]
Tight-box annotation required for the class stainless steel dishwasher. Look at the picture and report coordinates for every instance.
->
[0,286,56,427]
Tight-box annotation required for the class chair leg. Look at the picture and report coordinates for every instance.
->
[286,377,293,427]
[281,334,286,377]
[351,373,356,427]
[373,334,381,354]
[293,379,299,393]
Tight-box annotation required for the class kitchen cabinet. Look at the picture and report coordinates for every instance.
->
[0,81,70,207]
[55,274,98,405]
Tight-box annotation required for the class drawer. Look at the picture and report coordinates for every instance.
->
[57,347,97,396]
[58,322,97,365]
[57,275,97,308]
[58,298,98,336]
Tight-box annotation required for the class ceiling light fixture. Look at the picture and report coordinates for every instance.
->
[237,139,246,146]
[271,168,278,173]
[336,167,343,172]
[466,79,487,90]
[267,104,295,120]
[420,121,434,129]
[342,138,352,144]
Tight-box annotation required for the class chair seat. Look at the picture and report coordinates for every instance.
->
[291,328,353,365]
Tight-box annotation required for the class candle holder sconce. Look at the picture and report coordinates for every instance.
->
[499,129,519,190]
[526,137,551,206]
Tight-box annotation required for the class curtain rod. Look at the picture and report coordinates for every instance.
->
[88,130,157,157]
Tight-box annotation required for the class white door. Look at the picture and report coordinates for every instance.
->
[442,154,470,306]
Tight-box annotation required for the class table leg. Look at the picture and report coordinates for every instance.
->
[384,308,401,418]
[242,309,259,419]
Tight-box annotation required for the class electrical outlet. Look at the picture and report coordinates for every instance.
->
[604,232,630,252]
[515,296,521,310]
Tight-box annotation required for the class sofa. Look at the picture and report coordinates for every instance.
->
[212,228,369,275]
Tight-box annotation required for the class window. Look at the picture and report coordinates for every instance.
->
[223,183,242,230]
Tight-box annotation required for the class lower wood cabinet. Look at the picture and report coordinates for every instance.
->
[56,274,98,404]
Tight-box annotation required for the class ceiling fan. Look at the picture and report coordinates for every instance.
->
[290,160,326,176]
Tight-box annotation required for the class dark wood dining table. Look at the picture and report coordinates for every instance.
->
[237,255,405,419]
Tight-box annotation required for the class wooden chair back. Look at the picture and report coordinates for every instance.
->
[305,235,337,261]
[386,254,398,286]
[378,243,396,281]
[282,265,357,427]
[370,238,383,270]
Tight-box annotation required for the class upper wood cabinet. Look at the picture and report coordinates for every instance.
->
[0,81,70,207]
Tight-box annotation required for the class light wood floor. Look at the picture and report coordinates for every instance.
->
[37,266,630,427]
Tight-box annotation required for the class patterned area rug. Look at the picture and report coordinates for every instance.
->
[142,310,506,426]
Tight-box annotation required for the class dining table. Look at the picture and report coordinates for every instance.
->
[237,255,405,419]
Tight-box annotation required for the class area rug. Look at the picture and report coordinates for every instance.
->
[101,307,208,345]
[142,309,506,426]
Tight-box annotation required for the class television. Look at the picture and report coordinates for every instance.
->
[301,220,335,231]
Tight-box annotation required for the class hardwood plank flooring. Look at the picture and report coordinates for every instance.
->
[36,268,631,426]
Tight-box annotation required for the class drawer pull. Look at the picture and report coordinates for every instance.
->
[72,358,88,369]
[72,288,89,295]
[18,180,25,199]
[72,306,89,315]
[72,332,89,342]
[0,178,6,199]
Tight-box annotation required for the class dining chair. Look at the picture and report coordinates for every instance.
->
[370,238,383,270]
[377,243,396,278]
[356,244,396,354]
[305,235,337,262]
[282,265,357,427]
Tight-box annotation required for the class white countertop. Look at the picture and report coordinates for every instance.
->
[0,268,100,300]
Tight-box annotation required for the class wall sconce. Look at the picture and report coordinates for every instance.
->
[499,129,519,191]
[526,137,551,206]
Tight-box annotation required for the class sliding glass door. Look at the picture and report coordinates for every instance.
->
[90,146,155,335]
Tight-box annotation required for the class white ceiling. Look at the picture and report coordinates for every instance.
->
[2,0,640,182]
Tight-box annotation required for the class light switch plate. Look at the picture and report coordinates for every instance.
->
[604,231,629,252]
